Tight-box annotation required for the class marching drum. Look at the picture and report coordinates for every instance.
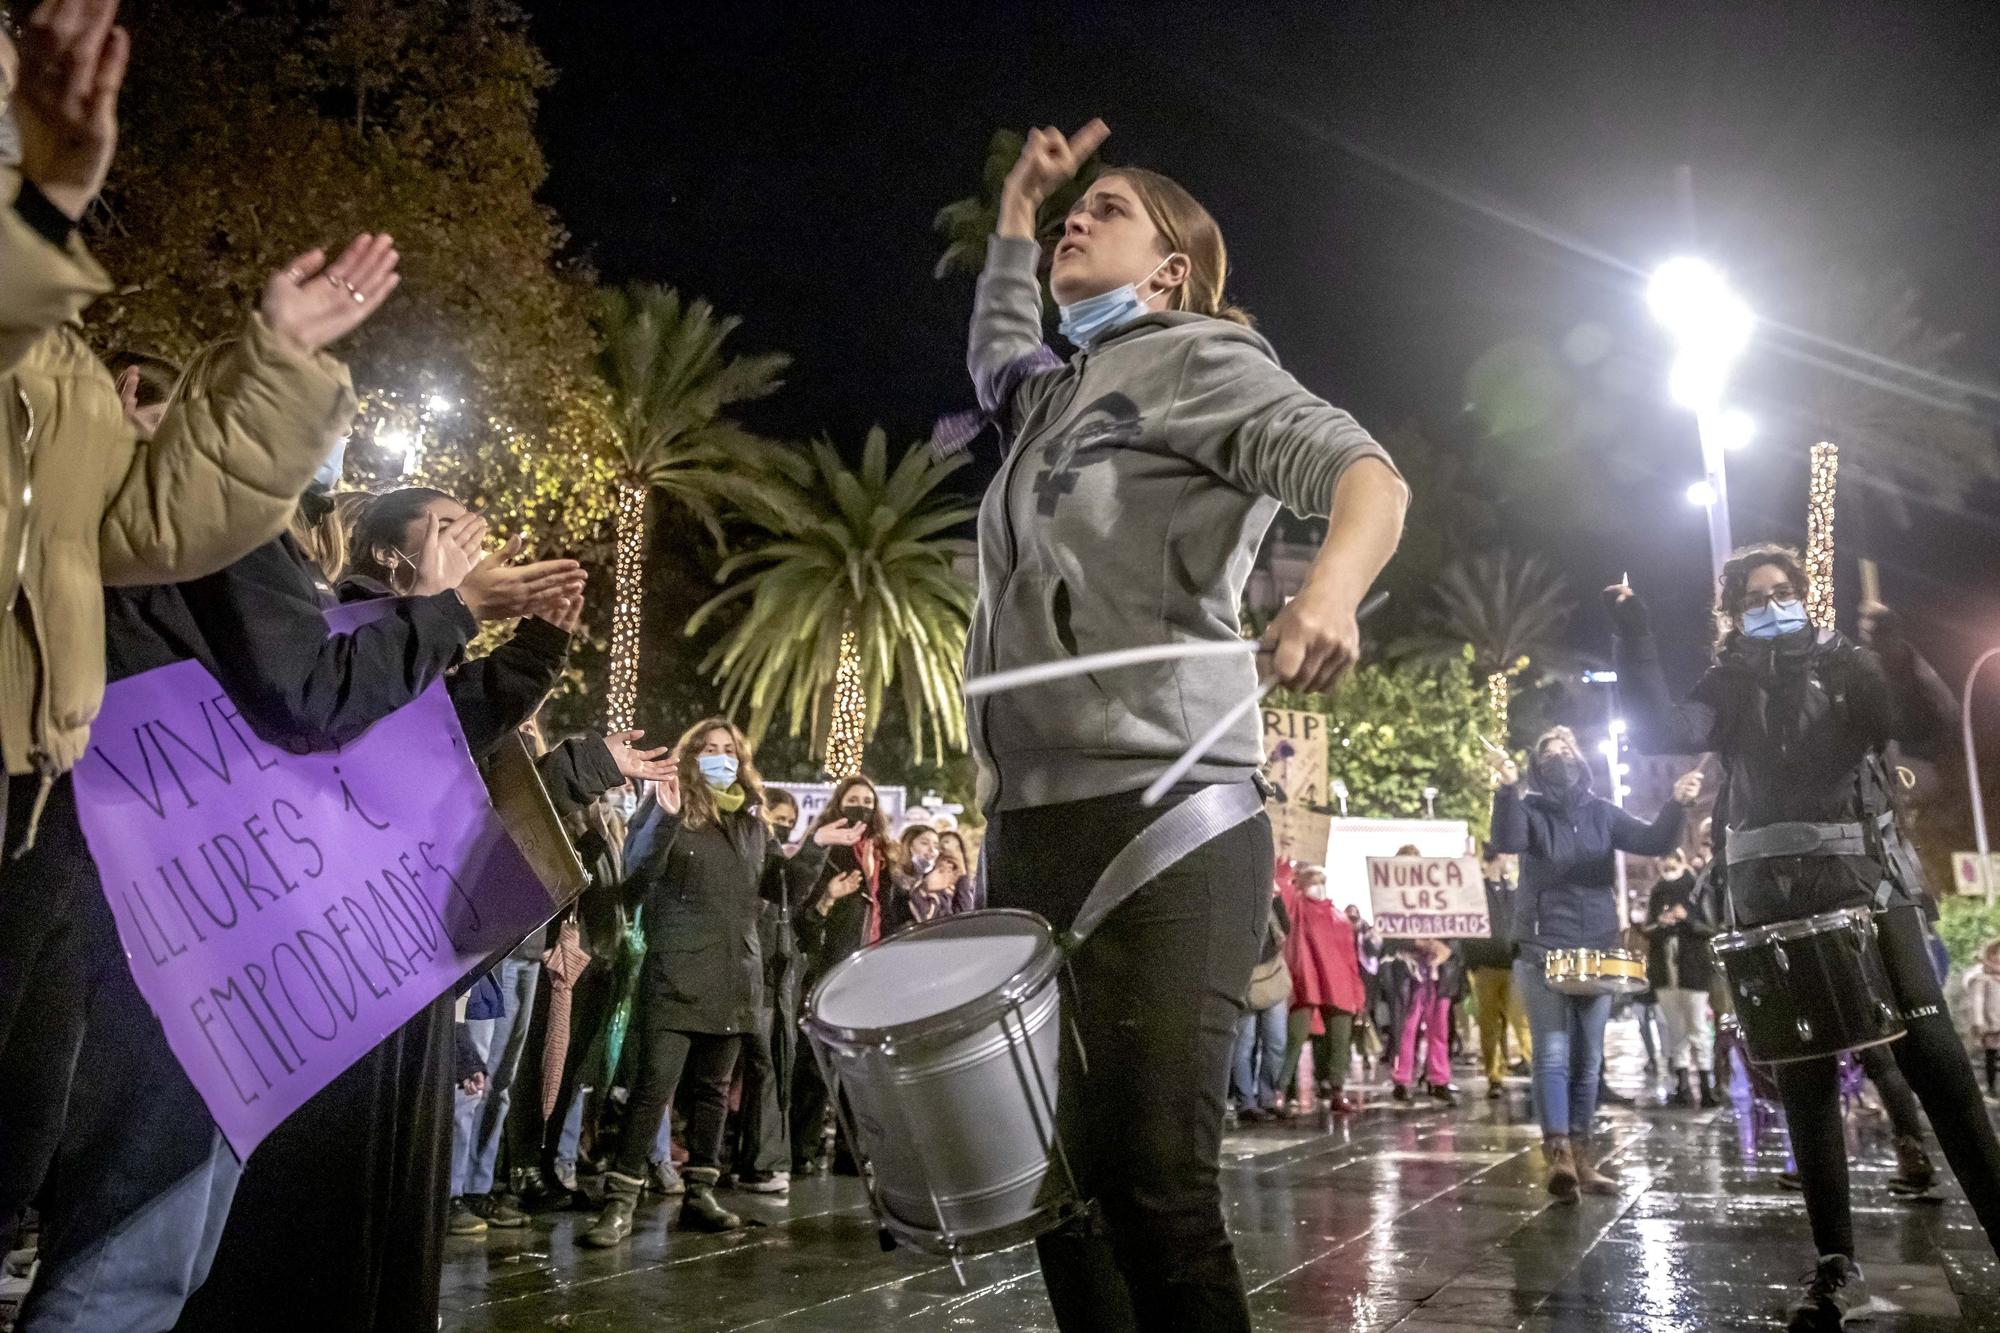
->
[1543,948,1649,997]
[802,910,1082,1265]
[1710,906,1904,1065]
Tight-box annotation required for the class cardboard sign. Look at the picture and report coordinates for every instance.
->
[1269,802,1333,863]
[73,657,552,1159]
[1261,708,1328,807]
[1366,856,1489,938]
[1954,851,2000,895]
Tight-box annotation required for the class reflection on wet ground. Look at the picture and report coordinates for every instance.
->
[441,1027,1999,1331]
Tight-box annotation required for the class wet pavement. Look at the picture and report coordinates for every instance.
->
[440,1025,2000,1331]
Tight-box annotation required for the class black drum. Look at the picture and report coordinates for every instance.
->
[1710,906,1904,1065]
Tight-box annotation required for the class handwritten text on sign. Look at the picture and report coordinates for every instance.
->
[71,657,552,1160]
[1367,856,1489,938]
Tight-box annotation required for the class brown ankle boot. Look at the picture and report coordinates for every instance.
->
[1543,1135,1579,1203]
[1571,1134,1619,1195]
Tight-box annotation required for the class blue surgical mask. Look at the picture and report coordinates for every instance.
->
[1057,254,1178,347]
[0,107,18,171]
[697,753,739,789]
[311,436,349,493]
[1742,599,1810,640]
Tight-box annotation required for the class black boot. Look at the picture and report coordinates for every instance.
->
[1667,1070,1692,1107]
[677,1168,744,1233]
[1697,1070,1720,1109]
[581,1171,643,1248]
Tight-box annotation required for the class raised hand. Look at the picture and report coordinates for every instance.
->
[1673,771,1704,806]
[604,731,672,783]
[13,0,130,220]
[407,509,474,598]
[812,818,868,849]
[658,768,682,816]
[261,234,402,356]
[823,869,864,902]
[999,118,1109,237]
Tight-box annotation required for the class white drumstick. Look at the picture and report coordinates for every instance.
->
[1142,679,1277,808]
[963,639,1258,699]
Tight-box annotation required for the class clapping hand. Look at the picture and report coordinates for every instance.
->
[813,818,867,849]
[658,768,681,816]
[604,731,671,783]
[823,869,864,902]
[456,531,587,622]
[406,509,475,598]
[261,234,402,356]
[13,0,130,221]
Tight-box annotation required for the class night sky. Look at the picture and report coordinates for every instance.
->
[523,0,2000,694]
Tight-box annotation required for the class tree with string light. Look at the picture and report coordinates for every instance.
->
[688,427,976,778]
[592,285,810,733]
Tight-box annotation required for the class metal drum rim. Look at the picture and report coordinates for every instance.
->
[801,907,1064,1049]
[1711,905,1875,953]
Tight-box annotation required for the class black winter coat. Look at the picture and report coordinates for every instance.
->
[1642,872,1716,990]
[622,794,826,1035]
[1616,625,1922,927]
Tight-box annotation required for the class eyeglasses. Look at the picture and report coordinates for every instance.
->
[1742,583,1797,612]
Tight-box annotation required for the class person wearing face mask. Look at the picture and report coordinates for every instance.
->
[1276,864,1365,1114]
[722,787,804,1190]
[788,775,893,1176]
[1641,851,1720,1109]
[961,118,1406,1333]
[1489,727,1699,1206]
[1611,545,2000,1328]
[583,722,862,1248]
[1462,846,1532,1100]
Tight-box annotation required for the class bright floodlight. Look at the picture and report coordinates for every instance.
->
[1650,258,1754,411]
[1609,717,1628,736]
[1714,407,1757,452]
[1686,479,1718,507]
[1598,738,1618,758]
[426,394,454,415]
[377,427,414,457]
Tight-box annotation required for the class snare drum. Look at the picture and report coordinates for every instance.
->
[1543,948,1648,997]
[802,910,1081,1261]
[1710,906,1904,1065]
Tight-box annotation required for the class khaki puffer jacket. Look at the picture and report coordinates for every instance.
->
[1,169,357,796]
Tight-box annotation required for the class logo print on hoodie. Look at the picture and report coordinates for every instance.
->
[1032,393,1143,516]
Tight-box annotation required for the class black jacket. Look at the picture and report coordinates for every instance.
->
[622,794,826,1035]
[1617,625,1918,926]
[796,840,897,992]
[1642,872,1716,990]
[1456,878,1520,972]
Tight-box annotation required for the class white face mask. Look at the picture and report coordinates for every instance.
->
[1304,880,1331,902]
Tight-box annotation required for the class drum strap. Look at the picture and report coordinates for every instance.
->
[1060,781,1267,951]
[1724,816,1889,865]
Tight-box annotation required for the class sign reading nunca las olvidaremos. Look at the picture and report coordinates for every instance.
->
[72,607,552,1159]
[1366,856,1489,939]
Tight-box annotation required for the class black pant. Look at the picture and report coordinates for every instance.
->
[0,774,113,1232]
[733,955,797,1175]
[986,786,1271,1333]
[611,977,741,1180]
[1774,904,2000,1259]
[1986,1047,1999,1096]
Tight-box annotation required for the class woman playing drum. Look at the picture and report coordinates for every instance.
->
[965,119,1406,1331]
[1610,545,2000,1330]
[1488,726,1700,1202]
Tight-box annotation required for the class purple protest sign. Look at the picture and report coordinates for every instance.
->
[71,655,554,1159]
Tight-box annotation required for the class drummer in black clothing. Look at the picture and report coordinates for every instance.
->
[1610,545,2000,1330]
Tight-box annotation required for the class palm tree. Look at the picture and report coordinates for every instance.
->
[687,427,976,776]
[1775,265,1998,527]
[592,284,807,732]
[933,128,1103,281]
[1392,550,1581,733]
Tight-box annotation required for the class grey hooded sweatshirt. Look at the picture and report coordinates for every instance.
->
[966,234,1396,812]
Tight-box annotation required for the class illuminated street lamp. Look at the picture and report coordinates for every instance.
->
[1649,258,1755,582]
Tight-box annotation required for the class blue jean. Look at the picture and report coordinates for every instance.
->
[20,897,243,1333]
[1515,956,1611,1138]
[450,1018,496,1198]
[463,958,540,1197]
[1230,1000,1288,1110]
[551,1085,673,1169]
